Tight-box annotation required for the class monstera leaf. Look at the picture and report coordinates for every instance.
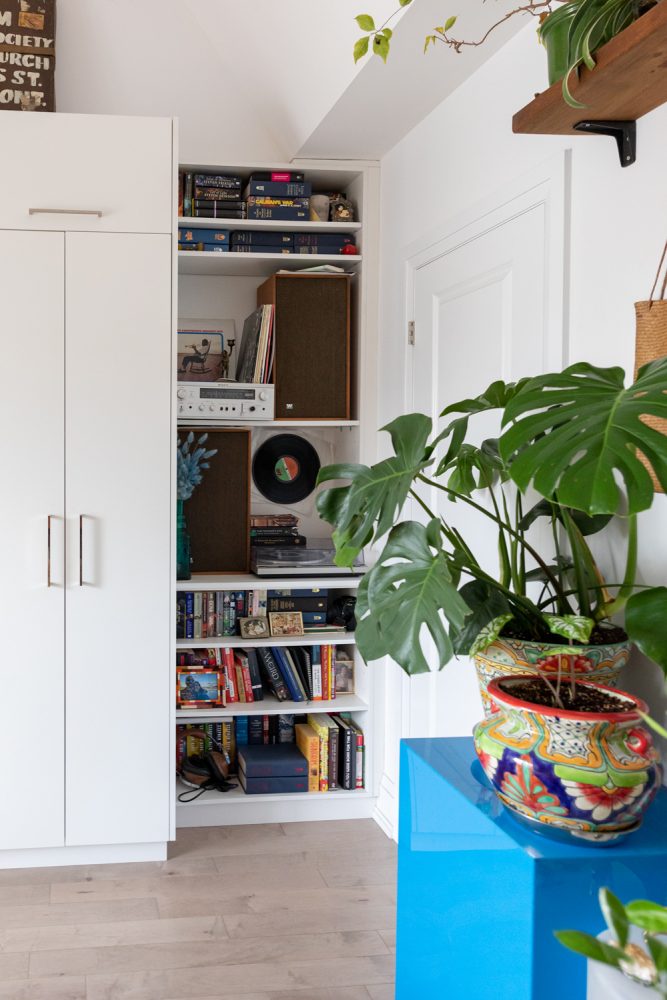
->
[625,586,667,678]
[449,579,513,655]
[500,358,667,515]
[436,378,530,467]
[354,519,469,674]
[316,413,433,565]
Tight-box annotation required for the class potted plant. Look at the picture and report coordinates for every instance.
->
[176,431,217,580]
[316,357,667,839]
[557,888,667,997]
[353,0,654,107]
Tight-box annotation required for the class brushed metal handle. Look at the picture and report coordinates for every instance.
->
[29,208,104,218]
[47,515,52,587]
[79,515,83,586]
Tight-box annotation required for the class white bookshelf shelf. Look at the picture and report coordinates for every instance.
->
[176,692,368,720]
[176,573,363,591]
[176,631,355,650]
[178,250,361,278]
[177,419,360,429]
[176,779,369,806]
[178,216,361,235]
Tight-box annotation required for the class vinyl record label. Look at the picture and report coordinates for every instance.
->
[252,434,320,503]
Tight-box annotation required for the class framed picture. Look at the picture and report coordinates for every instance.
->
[269,611,304,637]
[239,616,270,639]
[177,668,224,707]
[177,318,237,384]
[333,649,355,695]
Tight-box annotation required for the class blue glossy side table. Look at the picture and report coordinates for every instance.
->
[396,737,667,1000]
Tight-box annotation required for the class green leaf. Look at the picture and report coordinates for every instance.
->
[626,901,667,934]
[555,930,626,969]
[543,613,595,643]
[399,0,413,6]
[373,33,390,61]
[638,711,667,741]
[519,498,612,536]
[646,935,667,974]
[469,614,514,657]
[444,15,457,30]
[500,357,667,515]
[599,888,629,949]
[625,587,667,677]
[355,13,375,31]
[381,27,393,39]
[353,35,370,62]
[355,519,469,675]
[316,413,433,565]
[450,580,512,656]
[424,34,436,53]
[437,377,531,466]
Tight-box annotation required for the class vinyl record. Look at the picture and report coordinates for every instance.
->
[252,434,321,504]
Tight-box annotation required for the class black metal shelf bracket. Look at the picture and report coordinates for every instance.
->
[573,120,637,167]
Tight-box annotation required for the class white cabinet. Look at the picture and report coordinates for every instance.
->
[65,233,172,846]
[0,230,66,851]
[0,114,174,862]
[0,113,173,234]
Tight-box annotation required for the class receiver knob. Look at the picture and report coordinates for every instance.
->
[177,388,186,399]
[198,404,205,411]
[259,391,268,401]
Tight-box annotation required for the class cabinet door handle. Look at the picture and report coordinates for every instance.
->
[29,208,104,218]
[47,515,52,588]
[79,515,84,586]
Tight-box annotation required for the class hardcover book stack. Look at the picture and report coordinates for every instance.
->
[230,231,294,254]
[180,172,247,220]
[244,170,311,222]
[178,226,230,253]
[251,514,305,549]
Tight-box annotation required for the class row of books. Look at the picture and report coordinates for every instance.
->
[180,171,314,221]
[177,644,353,705]
[176,712,365,793]
[176,586,333,639]
[236,305,274,384]
[178,227,357,257]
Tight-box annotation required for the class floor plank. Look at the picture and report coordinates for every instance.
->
[0,820,397,999]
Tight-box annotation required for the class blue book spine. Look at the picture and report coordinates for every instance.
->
[246,180,312,198]
[235,716,249,746]
[248,206,309,221]
[179,227,230,243]
[294,233,355,247]
[230,245,292,255]
[231,231,293,247]
[200,244,229,253]
[185,592,194,639]
[241,774,309,794]
[268,589,329,598]
[302,612,327,624]
[272,647,304,702]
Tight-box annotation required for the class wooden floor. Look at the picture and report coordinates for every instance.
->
[0,820,397,1000]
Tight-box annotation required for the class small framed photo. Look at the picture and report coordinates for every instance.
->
[239,616,270,639]
[177,668,224,707]
[334,649,355,695]
[269,611,304,637]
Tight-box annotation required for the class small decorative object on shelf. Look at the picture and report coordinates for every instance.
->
[239,616,271,639]
[270,611,305,637]
[176,432,218,580]
[176,667,225,708]
[1,0,56,112]
[309,194,330,222]
[330,195,355,223]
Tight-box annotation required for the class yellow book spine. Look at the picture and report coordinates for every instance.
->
[296,723,320,793]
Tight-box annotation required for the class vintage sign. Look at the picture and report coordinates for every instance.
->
[0,1,55,111]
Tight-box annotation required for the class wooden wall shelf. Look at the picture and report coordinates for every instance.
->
[513,2,667,140]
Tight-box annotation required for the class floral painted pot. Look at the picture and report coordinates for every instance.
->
[474,637,631,718]
[473,676,661,844]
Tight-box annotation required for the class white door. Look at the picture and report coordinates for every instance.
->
[406,170,568,742]
[0,230,66,849]
[65,232,172,846]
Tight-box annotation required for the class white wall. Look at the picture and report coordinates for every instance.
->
[54,0,397,163]
[374,21,667,836]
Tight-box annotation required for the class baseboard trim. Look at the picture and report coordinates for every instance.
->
[0,842,168,870]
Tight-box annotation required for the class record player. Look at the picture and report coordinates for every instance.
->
[251,539,365,578]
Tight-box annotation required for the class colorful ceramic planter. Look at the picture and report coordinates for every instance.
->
[474,676,661,844]
[474,637,630,718]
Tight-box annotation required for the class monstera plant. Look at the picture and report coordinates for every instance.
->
[316,358,667,679]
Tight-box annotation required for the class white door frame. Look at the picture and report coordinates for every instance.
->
[373,151,571,840]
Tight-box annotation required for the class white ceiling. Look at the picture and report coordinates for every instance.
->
[54,0,531,163]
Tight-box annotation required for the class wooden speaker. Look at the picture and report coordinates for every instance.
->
[257,273,351,420]
[185,428,250,574]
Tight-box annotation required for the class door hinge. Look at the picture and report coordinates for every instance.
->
[408,320,415,346]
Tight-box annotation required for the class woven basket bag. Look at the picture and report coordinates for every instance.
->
[634,240,667,493]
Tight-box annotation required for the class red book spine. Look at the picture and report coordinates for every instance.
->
[201,593,208,638]
[322,646,330,701]
[225,648,238,702]
[241,664,254,702]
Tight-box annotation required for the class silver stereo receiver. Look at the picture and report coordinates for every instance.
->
[177,383,275,421]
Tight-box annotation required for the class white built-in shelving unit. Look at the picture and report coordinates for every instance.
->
[175,158,380,828]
